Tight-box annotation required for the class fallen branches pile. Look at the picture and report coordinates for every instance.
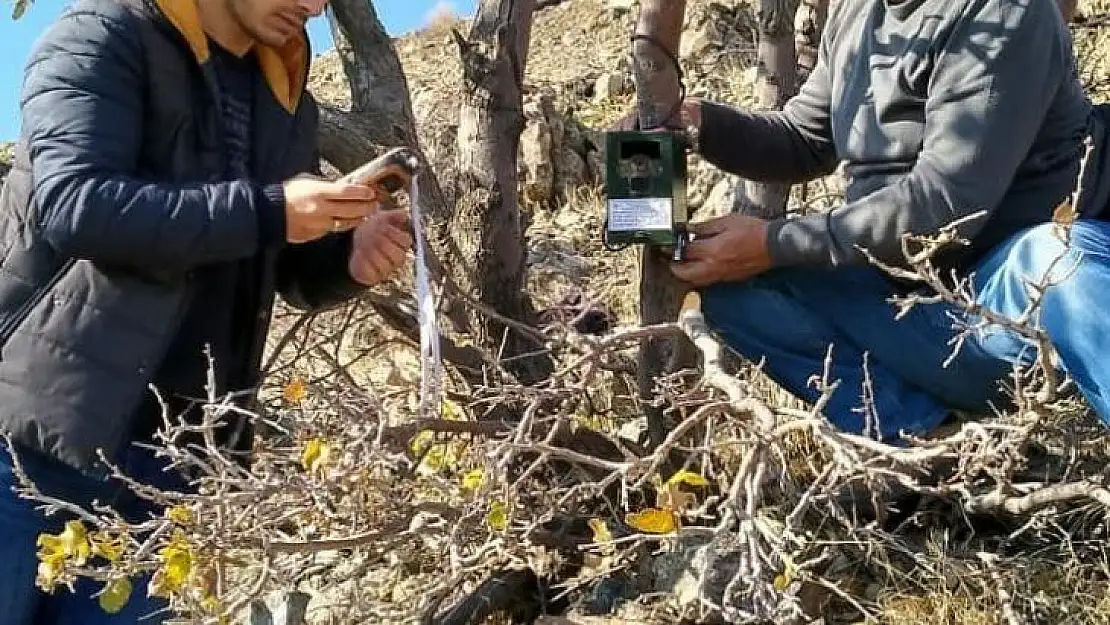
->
[11,204,1110,624]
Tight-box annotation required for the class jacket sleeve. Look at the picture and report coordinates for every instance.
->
[19,4,285,273]
[275,228,369,313]
[275,136,370,313]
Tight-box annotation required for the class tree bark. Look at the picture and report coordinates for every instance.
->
[740,0,801,219]
[316,103,386,174]
[628,0,699,450]
[324,0,451,222]
[324,0,474,337]
[794,0,830,88]
[1057,0,1078,22]
[450,0,553,385]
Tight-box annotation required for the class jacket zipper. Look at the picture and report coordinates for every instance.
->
[0,258,76,344]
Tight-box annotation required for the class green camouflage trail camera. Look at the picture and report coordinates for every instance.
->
[602,130,690,261]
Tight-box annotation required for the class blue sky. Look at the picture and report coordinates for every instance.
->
[0,0,477,141]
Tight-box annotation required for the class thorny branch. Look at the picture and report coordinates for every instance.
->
[8,143,1110,625]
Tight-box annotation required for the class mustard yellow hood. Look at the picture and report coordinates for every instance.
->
[154,0,308,113]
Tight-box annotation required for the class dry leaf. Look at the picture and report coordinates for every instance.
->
[487,501,509,531]
[98,577,133,614]
[1053,200,1078,226]
[282,378,308,405]
[656,482,696,511]
[665,469,710,488]
[625,508,679,534]
[461,469,484,491]
[300,438,331,475]
[588,518,613,544]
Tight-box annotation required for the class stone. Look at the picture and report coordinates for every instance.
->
[593,72,626,102]
[557,147,590,194]
[606,0,637,16]
[703,176,746,219]
[520,96,556,205]
[680,27,713,59]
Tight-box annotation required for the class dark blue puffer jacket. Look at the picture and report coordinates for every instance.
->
[0,0,366,477]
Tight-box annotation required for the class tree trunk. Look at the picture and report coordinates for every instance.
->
[794,0,830,88]
[740,0,801,219]
[323,1,437,187]
[628,0,699,450]
[450,0,553,385]
[324,0,476,338]
[1057,0,1078,22]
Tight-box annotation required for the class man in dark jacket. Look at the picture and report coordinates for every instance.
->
[0,0,413,621]
[638,0,1110,439]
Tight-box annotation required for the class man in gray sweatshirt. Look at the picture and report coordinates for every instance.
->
[657,0,1110,438]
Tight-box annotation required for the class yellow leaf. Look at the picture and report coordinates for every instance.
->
[36,557,64,593]
[36,533,64,562]
[91,531,127,563]
[201,593,223,616]
[486,501,509,531]
[461,469,484,491]
[300,438,331,475]
[282,377,308,405]
[410,430,460,474]
[98,577,133,614]
[58,520,91,566]
[442,398,463,420]
[410,430,434,456]
[774,554,798,592]
[588,518,613,544]
[151,530,193,597]
[625,508,679,534]
[665,469,710,488]
[166,505,193,526]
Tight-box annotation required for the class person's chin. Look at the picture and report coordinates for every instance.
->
[252,26,299,48]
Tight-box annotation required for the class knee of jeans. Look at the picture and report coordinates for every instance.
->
[700,282,765,332]
[1006,222,1092,285]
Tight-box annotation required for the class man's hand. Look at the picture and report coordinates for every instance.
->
[283,176,382,244]
[670,214,773,287]
[348,209,414,286]
[612,97,703,134]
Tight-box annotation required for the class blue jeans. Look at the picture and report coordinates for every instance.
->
[701,220,1110,440]
[0,440,191,624]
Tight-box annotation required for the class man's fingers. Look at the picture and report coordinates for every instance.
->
[377,238,408,267]
[326,182,379,202]
[679,238,716,262]
[366,248,394,278]
[383,224,415,251]
[687,216,728,237]
[380,209,412,229]
[349,249,382,285]
[328,198,378,220]
[669,259,710,285]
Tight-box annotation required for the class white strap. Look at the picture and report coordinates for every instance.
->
[409,175,443,419]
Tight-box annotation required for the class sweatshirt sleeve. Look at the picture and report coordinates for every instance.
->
[766,0,1066,269]
[19,4,285,273]
[696,26,839,184]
